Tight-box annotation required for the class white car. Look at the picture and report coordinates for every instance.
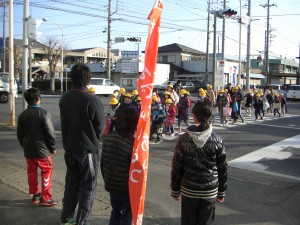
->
[286,84,300,100]
[88,78,120,97]
[0,72,18,103]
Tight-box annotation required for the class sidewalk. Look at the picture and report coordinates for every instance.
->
[0,124,111,225]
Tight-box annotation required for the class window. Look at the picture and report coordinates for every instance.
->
[121,78,137,87]
[289,85,300,90]
[90,79,103,85]
[168,55,176,63]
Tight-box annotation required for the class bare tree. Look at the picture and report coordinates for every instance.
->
[42,37,62,92]
[14,47,23,80]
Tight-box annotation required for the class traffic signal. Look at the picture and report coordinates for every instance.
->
[127,37,141,42]
[219,9,237,17]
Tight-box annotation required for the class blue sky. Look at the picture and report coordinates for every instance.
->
[3,0,300,61]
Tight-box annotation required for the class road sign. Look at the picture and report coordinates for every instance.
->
[115,37,125,43]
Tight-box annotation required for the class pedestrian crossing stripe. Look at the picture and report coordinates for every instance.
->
[161,112,296,141]
[228,134,300,181]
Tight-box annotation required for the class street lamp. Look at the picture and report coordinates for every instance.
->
[42,18,64,94]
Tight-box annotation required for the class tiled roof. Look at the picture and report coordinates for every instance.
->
[158,43,205,55]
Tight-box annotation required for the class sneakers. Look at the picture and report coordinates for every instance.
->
[170,133,175,136]
[61,217,76,225]
[32,193,41,204]
[39,199,58,207]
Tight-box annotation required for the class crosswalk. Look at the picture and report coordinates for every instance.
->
[161,110,295,141]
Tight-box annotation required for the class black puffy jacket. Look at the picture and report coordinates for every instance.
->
[100,132,134,195]
[171,125,227,199]
[17,106,56,158]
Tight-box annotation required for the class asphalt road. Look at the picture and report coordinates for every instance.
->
[0,94,299,225]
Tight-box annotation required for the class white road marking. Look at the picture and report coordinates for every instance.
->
[229,134,300,181]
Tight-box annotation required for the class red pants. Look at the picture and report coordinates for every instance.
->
[26,156,53,202]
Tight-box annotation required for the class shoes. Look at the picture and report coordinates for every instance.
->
[260,116,263,120]
[32,193,41,204]
[39,199,58,207]
[156,139,162,143]
[61,217,76,225]
[170,133,175,136]
[242,118,245,123]
[220,124,223,127]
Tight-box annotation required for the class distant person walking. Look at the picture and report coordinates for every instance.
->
[17,87,58,207]
[59,63,105,225]
[171,101,227,225]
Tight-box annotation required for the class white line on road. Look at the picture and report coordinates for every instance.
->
[229,134,300,181]
[256,123,300,130]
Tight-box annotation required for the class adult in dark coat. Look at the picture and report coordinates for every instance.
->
[60,63,105,225]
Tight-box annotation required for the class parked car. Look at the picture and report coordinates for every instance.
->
[87,78,120,97]
[0,72,18,103]
[156,80,177,90]
[267,84,287,96]
[181,82,194,92]
[286,84,300,100]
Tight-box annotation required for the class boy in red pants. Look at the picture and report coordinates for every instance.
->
[17,88,58,207]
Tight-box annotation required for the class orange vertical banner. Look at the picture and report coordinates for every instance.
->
[129,1,163,225]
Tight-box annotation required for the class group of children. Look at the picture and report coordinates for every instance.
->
[102,84,193,143]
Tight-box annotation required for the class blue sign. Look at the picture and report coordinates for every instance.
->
[0,38,3,48]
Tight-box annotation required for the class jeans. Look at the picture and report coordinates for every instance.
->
[109,193,132,225]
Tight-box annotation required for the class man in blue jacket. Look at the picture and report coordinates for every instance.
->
[60,63,105,225]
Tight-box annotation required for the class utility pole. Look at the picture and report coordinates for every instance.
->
[212,14,217,89]
[261,0,276,84]
[205,0,211,86]
[9,0,15,126]
[221,0,226,62]
[107,0,112,80]
[238,0,242,85]
[297,41,300,84]
[22,0,29,109]
[1,1,7,72]
[246,0,251,90]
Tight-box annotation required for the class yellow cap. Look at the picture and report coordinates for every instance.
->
[247,89,251,93]
[200,90,206,97]
[120,87,126,94]
[199,88,204,92]
[109,98,119,105]
[132,89,138,95]
[167,84,173,89]
[164,91,171,96]
[89,87,96,93]
[232,86,239,92]
[152,96,158,102]
[218,89,225,94]
[124,92,132,98]
[225,89,228,93]
[256,94,260,98]
[136,96,141,101]
[207,84,212,89]
[165,98,173,104]
[180,89,188,95]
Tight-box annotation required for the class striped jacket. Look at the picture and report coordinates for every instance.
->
[171,125,227,199]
